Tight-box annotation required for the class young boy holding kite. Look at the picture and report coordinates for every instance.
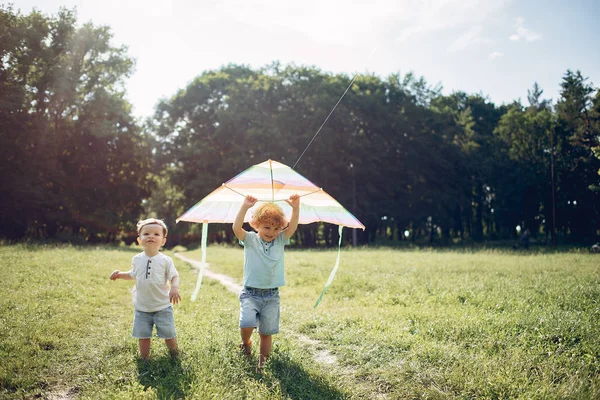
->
[109,218,181,360]
[233,194,300,372]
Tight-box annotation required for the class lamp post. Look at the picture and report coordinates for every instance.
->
[550,130,557,248]
[350,162,357,247]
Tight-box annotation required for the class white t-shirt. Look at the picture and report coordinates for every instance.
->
[129,252,178,312]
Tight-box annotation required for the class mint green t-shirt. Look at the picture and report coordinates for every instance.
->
[240,231,289,288]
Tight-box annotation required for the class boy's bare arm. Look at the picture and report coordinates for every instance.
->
[110,270,134,280]
[170,276,181,304]
[233,195,257,241]
[285,194,300,240]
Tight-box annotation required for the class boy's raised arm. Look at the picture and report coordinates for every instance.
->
[233,195,257,241]
[285,194,300,240]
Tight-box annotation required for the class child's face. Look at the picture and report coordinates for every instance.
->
[256,222,283,243]
[137,224,167,254]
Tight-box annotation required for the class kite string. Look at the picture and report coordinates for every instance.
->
[292,45,379,170]
[292,74,358,169]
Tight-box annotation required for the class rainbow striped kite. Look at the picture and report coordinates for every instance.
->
[177,159,365,307]
[177,159,364,229]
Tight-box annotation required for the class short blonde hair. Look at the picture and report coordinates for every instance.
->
[137,218,168,236]
[250,203,287,230]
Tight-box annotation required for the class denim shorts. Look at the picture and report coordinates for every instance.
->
[239,286,280,335]
[132,306,176,339]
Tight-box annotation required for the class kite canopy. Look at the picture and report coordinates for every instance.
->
[177,159,365,230]
[178,159,365,307]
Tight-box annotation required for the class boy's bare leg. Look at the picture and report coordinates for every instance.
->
[240,327,253,356]
[139,339,151,360]
[258,333,272,369]
[165,338,178,356]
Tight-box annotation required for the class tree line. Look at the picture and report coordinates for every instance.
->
[1,6,599,247]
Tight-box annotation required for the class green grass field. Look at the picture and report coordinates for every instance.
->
[0,244,598,399]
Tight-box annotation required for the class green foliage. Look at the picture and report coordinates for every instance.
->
[553,71,600,241]
[494,95,555,237]
[149,63,477,246]
[0,6,152,241]
[592,90,600,192]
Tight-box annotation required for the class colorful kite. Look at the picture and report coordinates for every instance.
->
[177,159,365,307]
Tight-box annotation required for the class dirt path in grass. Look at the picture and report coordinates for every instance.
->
[48,389,74,400]
[174,253,339,367]
[176,255,242,294]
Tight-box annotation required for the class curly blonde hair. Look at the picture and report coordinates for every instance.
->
[137,218,168,236]
[250,202,288,230]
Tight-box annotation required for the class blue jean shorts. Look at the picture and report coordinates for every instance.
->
[132,306,177,339]
[239,286,280,335]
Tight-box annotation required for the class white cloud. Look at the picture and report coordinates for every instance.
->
[209,0,407,46]
[509,17,542,42]
[447,25,491,52]
[396,0,511,42]
[488,51,504,60]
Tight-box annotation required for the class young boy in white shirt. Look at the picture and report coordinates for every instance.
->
[110,218,181,360]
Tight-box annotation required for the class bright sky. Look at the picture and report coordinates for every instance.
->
[7,0,600,120]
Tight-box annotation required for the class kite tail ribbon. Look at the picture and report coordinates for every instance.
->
[191,223,209,302]
[314,225,343,308]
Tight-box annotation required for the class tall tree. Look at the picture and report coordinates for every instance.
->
[554,70,600,242]
[0,6,151,240]
[430,93,505,241]
[494,91,554,239]
[590,90,600,193]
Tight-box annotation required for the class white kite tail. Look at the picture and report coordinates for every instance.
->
[314,225,343,308]
[191,222,209,301]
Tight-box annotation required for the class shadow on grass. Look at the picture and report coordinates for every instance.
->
[267,352,348,400]
[136,355,192,399]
